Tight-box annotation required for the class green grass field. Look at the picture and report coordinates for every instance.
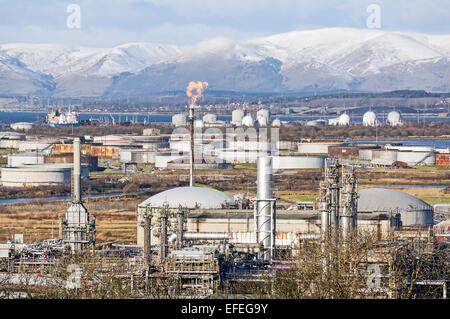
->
[418,196,450,205]
[279,194,318,202]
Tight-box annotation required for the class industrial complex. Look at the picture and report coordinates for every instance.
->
[0,101,448,299]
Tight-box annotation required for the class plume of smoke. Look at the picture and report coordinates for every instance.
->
[186,81,208,105]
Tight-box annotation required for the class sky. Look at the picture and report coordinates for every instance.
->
[1,0,450,47]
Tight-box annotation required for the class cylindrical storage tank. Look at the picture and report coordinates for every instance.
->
[272,156,325,169]
[396,151,435,166]
[202,113,217,123]
[10,122,36,131]
[172,113,187,126]
[232,109,245,125]
[257,116,269,127]
[297,142,344,154]
[7,152,44,166]
[17,141,52,152]
[371,150,397,165]
[257,109,270,124]
[0,164,88,187]
[358,149,373,161]
[363,111,377,127]
[241,114,254,127]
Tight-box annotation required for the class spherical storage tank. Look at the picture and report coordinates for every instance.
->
[387,111,402,126]
[241,114,254,127]
[363,111,377,127]
[172,114,187,126]
[271,118,281,127]
[358,188,433,227]
[338,113,350,126]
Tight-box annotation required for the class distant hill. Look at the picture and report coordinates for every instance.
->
[1,28,450,97]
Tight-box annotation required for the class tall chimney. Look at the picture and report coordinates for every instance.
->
[255,156,274,261]
[73,137,81,202]
[188,106,194,187]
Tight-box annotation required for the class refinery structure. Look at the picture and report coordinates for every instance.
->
[0,83,448,299]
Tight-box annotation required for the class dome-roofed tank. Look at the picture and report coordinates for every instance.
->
[338,113,350,126]
[357,188,433,226]
[232,109,245,125]
[362,111,377,127]
[138,186,235,209]
[387,111,402,126]
[172,113,187,126]
[241,114,254,127]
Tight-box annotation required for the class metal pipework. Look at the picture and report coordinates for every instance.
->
[176,211,185,249]
[188,106,194,187]
[73,137,81,202]
[255,157,274,261]
[183,232,231,240]
[143,212,152,266]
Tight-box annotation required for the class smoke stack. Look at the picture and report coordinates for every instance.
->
[189,106,194,187]
[255,156,274,261]
[73,137,81,202]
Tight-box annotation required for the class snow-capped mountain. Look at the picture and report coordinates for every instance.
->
[1,27,450,97]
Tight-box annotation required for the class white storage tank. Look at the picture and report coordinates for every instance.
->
[194,119,204,128]
[370,150,397,165]
[10,122,36,131]
[387,111,402,126]
[297,142,345,154]
[256,109,270,125]
[271,118,281,127]
[358,149,374,161]
[241,114,254,127]
[358,188,433,227]
[7,151,44,166]
[338,113,350,126]
[1,163,89,187]
[231,109,245,125]
[172,113,187,126]
[397,151,436,166]
[202,113,217,124]
[363,111,377,127]
[272,156,326,169]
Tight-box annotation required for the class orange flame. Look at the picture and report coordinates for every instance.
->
[186,81,208,105]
